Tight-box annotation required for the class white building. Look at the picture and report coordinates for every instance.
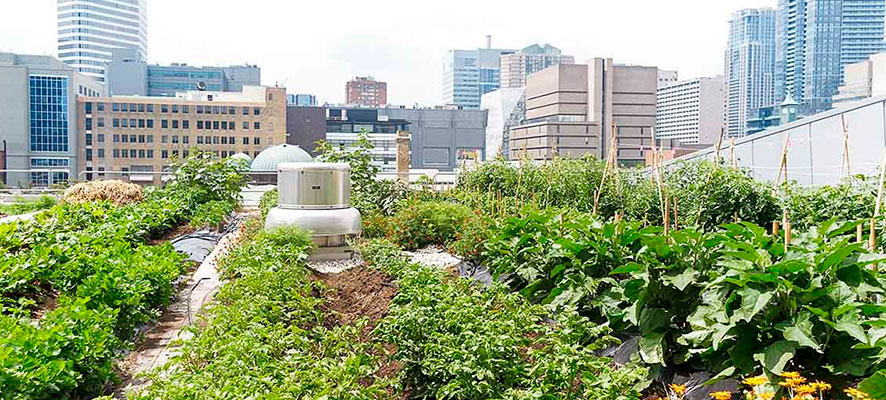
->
[481,87,525,159]
[500,44,574,89]
[658,70,679,88]
[656,76,725,145]
[835,52,886,105]
[725,8,776,138]
[57,0,148,81]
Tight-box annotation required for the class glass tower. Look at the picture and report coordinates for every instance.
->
[57,0,148,81]
[442,48,515,109]
[725,9,777,137]
[776,0,886,115]
[29,75,69,153]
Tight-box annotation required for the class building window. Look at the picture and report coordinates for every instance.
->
[197,136,204,144]
[122,134,129,143]
[172,135,179,144]
[182,105,189,114]
[85,102,92,114]
[97,134,105,142]
[172,120,179,129]
[212,136,219,144]
[183,120,190,129]
[213,121,220,130]
[147,119,154,128]
[253,137,260,145]
[161,104,169,113]
[113,134,119,143]
[254,122,260,130]
[242,107,249,115]
[97,102,105,111]
[162,120,168,129]
[162,135,168,143]
[97,118,104,128]
[85,118,92,131]
[242,137,249,145]
[147,104,154,112]
[204,120,211,130]
[221,107,228,115]
[196,105,203,114]
[113,149,119,158]
[162,150,168,159]
[121,103,128,112]
[228,107,235,114]
[230,122,236,131]
[172,104,179,113]
[253,107,260,116]
[130,134,136,143]
[138,135,145,143]
[138,119,145,128]
[139,149,145,158]
[228,136,235,145]
[86,149,92,161]
[97,148,104,158]
[113,118,119,128]
[129,119,136,128]
[221,137,228,145]
[243,121,249,130]
[129,103,137,112]
[138,103,145,113]
[29,75,69,152]
[221,121,228,130]
[183,136,189,144]
[147,150,154,158]
[147,135,153,143]
[85,134,92,145]
[130,149,137,158]
[197,121,204,129]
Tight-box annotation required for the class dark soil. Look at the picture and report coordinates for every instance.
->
[314,267,398,332]
[149,222,199,245]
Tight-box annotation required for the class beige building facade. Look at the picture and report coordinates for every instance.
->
[509,59,672,166]
[76,86,287,184]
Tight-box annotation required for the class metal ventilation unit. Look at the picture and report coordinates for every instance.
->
[265,162,362,260]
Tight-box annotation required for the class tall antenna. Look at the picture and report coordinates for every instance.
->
[486,35,492,49]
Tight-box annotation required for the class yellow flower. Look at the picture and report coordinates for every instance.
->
[743,375,770,386]
[795,385,815,396]
[810,380,831,392]
[779,371,802,379]
[756,393,775,400]
[669,383,687,396]
[778,377,807,388]
[710,391,732,400]
[845,387,871,400]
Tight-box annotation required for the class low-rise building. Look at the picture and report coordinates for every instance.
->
[345,76,387,107]
[105,48,261,97]
[380,106,487,171]
[288,93,318,107]
[324,107,405,172]
[76,86,286,184]
[0,52,105,187]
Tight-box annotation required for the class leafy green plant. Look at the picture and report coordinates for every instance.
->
[0,195,56,216]
[168,150,246,205]
[259,187,278,220]
[384,200,474,250]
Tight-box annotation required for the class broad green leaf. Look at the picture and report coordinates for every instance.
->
[836,311,868,344]
[610,262,644,275]
[639,332,665,365]
[754,340,797,374]
[782,314,820,351]
[662,268,695,291]
[731,287,773,323]
[858,369,886,398]
[639,308,671,334]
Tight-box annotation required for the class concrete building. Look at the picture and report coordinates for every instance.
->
[105,48,260,97]
[776,0,886,116]
[345,76,387,107]
[482,87,526,159]
[726,8,777,137]
[380,107,487,171]
[508,59,673,166]
[76,86,286,184]
[288,93,317,107]
[500,44,574,89]
[834,52,886,105]
[442,47,516,109]
[658,70,680,88]
[324,107,405,172]
[285,106,326,156]
[0,52,105,187]
[57,0,148,82]
[655,76,725,145]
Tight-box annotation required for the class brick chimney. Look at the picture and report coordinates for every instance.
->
[396,130,411,183]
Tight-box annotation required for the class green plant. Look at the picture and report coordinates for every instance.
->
[168,150,246,205]
[385,200,474,250]
[315,130,379,192]
[189,200,235,229]
[259,187,278,220]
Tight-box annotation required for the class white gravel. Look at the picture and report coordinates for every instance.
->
[403,245,464,269]
[307,254,364,274]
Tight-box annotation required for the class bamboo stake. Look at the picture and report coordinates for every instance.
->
[841,114,851,179]
[773,221,780,236]
[871,151,886,250]
[673,198,679,231]
[857,223,864,244]
[664,197,671,236]
[785,219,792,247]
[714,128,725,165]
[729,138,738,170]
[593,124,619,215]
[774,134,791,192]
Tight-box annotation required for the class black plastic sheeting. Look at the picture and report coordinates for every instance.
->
[169,214,243,263]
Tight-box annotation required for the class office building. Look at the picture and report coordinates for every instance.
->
[0,52,105,187]
[325,107,405,172]
[442,46,516,109]
[500,44,574,89]
[835,52,886,105]
[105,48,260,97]
[345,76,387,107]
[285,106,326,156]
[776,0,886,115]
[379,107,487,171]
[76,86,286,185]
[482,87,526,159]
[288,94,317,107]
[508,59,673,166]
[726,8,777,137]
[658,70,680,87]
[656,76,726,145]
[57,0,148,81]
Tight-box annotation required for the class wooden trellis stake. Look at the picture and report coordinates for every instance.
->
[713,128,725,165]
[664,196,671,236]
[774,133,791,194]
[729,138,738,170]
[784,217,792,247]
[858,223,864,244]
[841,114,851,179]
[673,198,679,231]
[773,221,780,236]
[593,124,620,215]
[650,127,667,222]
[871,150,886,250]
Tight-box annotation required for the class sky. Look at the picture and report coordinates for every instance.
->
[0,0,774,106]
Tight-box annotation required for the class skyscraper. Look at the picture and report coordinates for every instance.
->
[776,0,886,115]
[500,44,574,89]
[656,76,726,145]
[442,47,516,109]
[57,0,148,82]
[725,8,777,137]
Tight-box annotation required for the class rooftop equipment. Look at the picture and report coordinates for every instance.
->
[264,162,361,260]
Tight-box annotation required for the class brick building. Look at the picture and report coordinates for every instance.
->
[345,76,387,107]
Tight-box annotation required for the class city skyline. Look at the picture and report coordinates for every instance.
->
[2,0,774,107]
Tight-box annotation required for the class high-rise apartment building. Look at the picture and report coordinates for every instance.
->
[57,0,148,82]
[726,8,777,137]
[776,0,886,115]
[508,59,673,166]
[442,47,516,109]
[0,52,106,187]
[76,86,286,185]
[500,44,574,89]
[105,48,260,97]
[658,70,680,88]
[345,76,387,107]
[656,76,726,145]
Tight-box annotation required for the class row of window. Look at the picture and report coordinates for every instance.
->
[84,133,266,146]
[86,101,264,116]
[94,117,263,131]
[90,148,261,161]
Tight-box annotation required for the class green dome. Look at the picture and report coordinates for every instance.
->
[250,144,313,172]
